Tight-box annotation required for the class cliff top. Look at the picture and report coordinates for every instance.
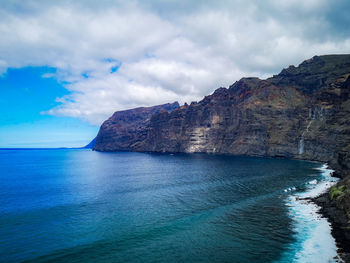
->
[268,54,350,93]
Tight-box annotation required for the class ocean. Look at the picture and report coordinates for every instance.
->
[0,149,339,262]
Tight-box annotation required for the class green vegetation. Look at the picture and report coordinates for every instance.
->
[329,185,350,201]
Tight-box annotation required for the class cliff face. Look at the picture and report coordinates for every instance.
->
[93,102,179,151]
[135,55,350,168]
[94,55,350,170]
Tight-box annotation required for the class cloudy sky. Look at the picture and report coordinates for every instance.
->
[1,0,350,147]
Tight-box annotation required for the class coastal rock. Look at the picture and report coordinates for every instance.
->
[93,102,179,151]
[313,178,350,261]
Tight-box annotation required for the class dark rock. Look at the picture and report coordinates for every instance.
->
[132,55,350,164]
[313,185,350,262]
[93,55,350,168]
[84,137,96,149]
[93,102,179,151]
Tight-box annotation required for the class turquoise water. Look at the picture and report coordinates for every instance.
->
[0,149,332,262]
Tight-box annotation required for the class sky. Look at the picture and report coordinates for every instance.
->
[1,0,350,147]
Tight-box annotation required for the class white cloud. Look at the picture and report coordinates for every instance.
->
[1,0,350,125]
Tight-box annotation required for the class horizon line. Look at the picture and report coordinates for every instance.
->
[0,147,89,150]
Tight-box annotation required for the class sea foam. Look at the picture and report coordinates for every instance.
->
[278,164,342,263]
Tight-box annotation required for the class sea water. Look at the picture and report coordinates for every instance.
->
[0,149,339,262]
[278,165,339,263]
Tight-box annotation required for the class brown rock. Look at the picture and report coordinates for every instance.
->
[93,102,179,151]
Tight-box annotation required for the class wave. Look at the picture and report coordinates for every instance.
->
[277,164,341,263]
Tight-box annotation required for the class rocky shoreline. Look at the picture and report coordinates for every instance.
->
[313,172,350,262]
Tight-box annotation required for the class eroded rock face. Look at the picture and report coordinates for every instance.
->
[93,102,179,151]
[132,55,350,166]
[93,55,350,168]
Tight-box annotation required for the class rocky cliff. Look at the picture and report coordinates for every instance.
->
[94,55,350,169]
[133,55,350,167]
[93,102,179,151]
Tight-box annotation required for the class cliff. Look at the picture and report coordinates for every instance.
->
[92,54,350,257]
[93,55,350,171]
[135,55,350,167]
[93,102,179,151]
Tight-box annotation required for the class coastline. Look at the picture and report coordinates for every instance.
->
[89,53,350,260]
[312,169,350,262]
[279,164,342,262]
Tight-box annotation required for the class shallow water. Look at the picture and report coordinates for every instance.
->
[0,149,337,262]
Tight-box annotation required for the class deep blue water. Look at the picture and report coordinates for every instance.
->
[0,149,327,262]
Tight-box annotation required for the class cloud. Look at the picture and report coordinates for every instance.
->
[1,0,350,125]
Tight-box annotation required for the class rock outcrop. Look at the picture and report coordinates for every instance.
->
[314,176,350,261]
[93,102,179,151]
